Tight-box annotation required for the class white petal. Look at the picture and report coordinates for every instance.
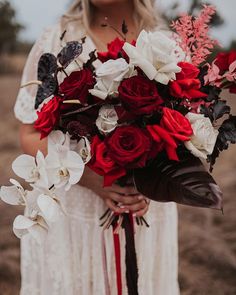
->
[9,178,24,189]
[123,43,157,80]
[48,130,66,151]
[13,227,28,239]
[12,154,36,181]
[89,88,108,100]
[37,194,62,222]
[13,215,37,230]
[184,141,207,159]
[0,185,24,205]
[65,151,85,184]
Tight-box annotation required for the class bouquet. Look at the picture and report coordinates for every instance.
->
[1,5,236,295]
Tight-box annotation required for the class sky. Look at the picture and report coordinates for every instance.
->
[10,0,236,47]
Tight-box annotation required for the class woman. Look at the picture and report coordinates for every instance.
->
[14,0,179,294]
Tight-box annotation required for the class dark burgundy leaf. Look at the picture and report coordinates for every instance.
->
[35,76,58,109]
[134,151,223,210]
[57,41,83,68]
[219,115,236,143]
[38,53,57,81]
[201,100,230,121]
[84,49,97,71]
[208,116,236,170]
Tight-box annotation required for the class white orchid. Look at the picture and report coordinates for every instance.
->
[13,214,48,244]
[123,30,182,85]
[89,58,135,99]
[12,151,48,188]
[37,193,63,223]
[0,179,27,205]
[7,188,49,243]
[0,130,84,242]
[46,133,85,191]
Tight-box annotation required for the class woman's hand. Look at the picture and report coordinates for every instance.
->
[79,167,150,217]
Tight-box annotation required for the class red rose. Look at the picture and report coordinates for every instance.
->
[160,107,193,142]
[147,125,178,161]
[34,96,61,139]
[97,38,135,63]
[105,126,152,168]
[215,50,236,73]
[88,136,126,187]
[170,62,207,99]
[59,69,95,105]
[118,76,163,115]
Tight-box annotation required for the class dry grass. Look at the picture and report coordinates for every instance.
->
[0,60,236,294]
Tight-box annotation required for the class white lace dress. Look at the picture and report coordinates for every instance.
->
[14,21,180,295]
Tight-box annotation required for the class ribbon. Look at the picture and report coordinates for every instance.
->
[102,228,111,295]
[113,222,122,295]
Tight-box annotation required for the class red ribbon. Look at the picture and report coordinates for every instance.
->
[113,224,122,295]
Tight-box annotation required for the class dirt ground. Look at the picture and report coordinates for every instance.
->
[0,64,236,294]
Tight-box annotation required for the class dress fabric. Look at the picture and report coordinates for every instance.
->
[14,21,180,295]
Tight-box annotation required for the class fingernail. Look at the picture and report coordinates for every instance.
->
[133,213,137,217]
[138,196,144,200]
[125,210,130,213]
[120,205,125,209]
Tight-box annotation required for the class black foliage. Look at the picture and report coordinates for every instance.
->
[208,116,236,170]
[57,41,83,68]
[134,150,223,210]
[35,77,58,109]
[37,53,57,80]
[84,49,97,71]
[201,100,231,122]
[35,54,58,108]
[205,86,222,102]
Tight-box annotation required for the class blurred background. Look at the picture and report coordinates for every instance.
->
[0,0,236,294]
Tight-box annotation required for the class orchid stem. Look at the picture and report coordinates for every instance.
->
[20,80,42,88]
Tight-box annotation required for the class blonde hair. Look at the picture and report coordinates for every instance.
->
[62,0,161,36]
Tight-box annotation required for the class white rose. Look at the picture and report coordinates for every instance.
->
[184,113,219,159]
[96,105,119,135]
[123,30,183,85]
[89,58,134,99]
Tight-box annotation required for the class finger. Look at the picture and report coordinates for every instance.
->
[109,192,144,205]
[105,198,126,214]
[134,205,149,217]
[123,200,147,212]
[110,184,139,195]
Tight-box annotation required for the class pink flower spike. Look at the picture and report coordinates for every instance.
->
[172,5,218,66]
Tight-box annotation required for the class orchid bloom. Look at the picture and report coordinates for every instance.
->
[12,151,48,188]
[0,179,27,206]
[46,131,85,191]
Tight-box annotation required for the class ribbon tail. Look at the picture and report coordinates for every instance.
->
[113,225,122,295]
[102,228,111,295]
[124,213,139,295]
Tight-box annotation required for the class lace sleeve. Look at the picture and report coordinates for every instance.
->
[14,25,61,124]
